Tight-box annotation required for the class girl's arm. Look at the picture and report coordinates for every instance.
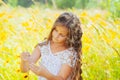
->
[20,45,41,73]
[47,64,72,80]
[29,45,41,63]
[29,63,72,80]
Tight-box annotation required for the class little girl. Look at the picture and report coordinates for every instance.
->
[20,12,83,80]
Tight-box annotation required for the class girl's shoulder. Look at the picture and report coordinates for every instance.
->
[34,40,48,48]
[60,47,77,58]
[60,47,78,68]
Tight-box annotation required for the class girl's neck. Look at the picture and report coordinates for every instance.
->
[50,40,66,47]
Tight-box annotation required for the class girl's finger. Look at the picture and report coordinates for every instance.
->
[30,63,38,70]
[29,63,36,70]
[22,52,30,56]
[29,64,35,71]
[29,63,34,66]
[29,64,38,73]
[24,52,30,56]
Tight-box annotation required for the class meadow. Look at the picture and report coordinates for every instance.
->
[0,5,120,80]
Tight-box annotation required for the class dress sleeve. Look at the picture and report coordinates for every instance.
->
[61,51,77,68]
[34,41,48,56]
[34,43,42,51]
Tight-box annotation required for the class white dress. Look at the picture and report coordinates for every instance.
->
[38,41,77,80]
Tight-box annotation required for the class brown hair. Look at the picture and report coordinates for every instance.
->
[46,12,83,80]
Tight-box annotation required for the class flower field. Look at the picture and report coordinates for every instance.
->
[0,5,120,80]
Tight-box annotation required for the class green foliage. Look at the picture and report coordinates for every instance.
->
[86,0,98,9]
[75,0,89,9]
[18,0,34,7]
[56,0,75,9]
[100,0,120,18]
[110,0,120,18]
[2,0,34,7]
[36,0,52,4]
[8,0,18,7]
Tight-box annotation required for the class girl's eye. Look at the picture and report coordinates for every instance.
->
[54,29,66,37]
[60,34,65,37]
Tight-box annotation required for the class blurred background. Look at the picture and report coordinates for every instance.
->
[0,0,120,80]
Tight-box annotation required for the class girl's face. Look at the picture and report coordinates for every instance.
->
[52,25,68,43]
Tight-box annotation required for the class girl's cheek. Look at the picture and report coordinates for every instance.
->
[53,30,58,36]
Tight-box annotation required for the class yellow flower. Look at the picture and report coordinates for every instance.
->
[0,31,7,42]
[93,13,102,20]
[24,74,28,78]
[26,27,32,31]
[8,15,13,18]
[114,20,120,25]
[90,17,96,22]
[99,21,107,27]
[80,11,87,17]
[17,61,20,64]
[108,29,117,39]
[29,18,33,22]
[47,18,52,23]
[0,12,5,17]
[83,45,90,53]
[82,35,92,44]
[54,13,59,18]
[22,21,29,27]
[103,35,110,43]
[3,59,9,66]
[16,69,20,72]
[3,19,8,22]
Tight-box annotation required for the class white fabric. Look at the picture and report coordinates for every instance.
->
[38,41,77,80]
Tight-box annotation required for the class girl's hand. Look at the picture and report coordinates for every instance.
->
[20,52,30,62]
[20,52,31,72]
[29,63,46,76]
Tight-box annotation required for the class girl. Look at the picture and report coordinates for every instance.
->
[20,12,83,80]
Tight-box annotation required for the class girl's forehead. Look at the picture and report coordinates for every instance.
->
[55,25,69,35]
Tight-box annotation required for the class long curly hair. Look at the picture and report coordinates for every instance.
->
[45,12,83,80]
